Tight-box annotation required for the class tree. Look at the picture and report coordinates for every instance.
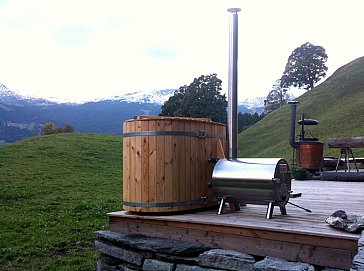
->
[238,112,266,133]
[280,42,328,90]
[41,122,75,135]
[41,122,56,135]
[63,124,75,133]
[159,86,187,117]
[160,74,227,123]
[264,79,289,113]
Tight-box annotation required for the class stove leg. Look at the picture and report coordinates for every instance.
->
[280,206,287,215]
[217,198,226,215]
[229,201,241,212]
[266,201,275,219]
[217,196,240,214]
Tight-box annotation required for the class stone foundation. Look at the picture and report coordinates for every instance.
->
[95,230,364,271]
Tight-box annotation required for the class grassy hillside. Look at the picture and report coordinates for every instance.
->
[238,56,364,162]
[1,56,363,270]
[0,133,122,271]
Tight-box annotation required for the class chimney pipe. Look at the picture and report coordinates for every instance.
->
[288,101,299,149]
[227,8,241,160]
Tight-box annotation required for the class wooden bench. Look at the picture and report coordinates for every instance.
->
[328,137,364,172]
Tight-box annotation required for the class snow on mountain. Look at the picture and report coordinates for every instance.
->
[102,89,176,105]
[0,84,82,106]
[104,89,266,110]
[0,83,24,102]
[239,96,265,109]
[1,82,266,112]
[0,83,59,106]
[0,85,175,106]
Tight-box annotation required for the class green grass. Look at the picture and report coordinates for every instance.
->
[0,133,123,270]
[1,56,364,270]
[238,56,364,163]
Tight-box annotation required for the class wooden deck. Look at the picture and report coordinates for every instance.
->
[108,180,364,270]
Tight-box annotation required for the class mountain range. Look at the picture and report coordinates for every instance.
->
[0,85,265,143]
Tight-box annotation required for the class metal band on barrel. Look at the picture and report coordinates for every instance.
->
[123,199,210,208]
[122,130,225,139]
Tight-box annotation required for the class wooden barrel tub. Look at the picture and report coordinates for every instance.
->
[122,116,226,213]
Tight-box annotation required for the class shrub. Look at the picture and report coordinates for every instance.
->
[41,122,75,135]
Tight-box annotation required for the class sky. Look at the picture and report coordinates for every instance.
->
[0,0,363,102]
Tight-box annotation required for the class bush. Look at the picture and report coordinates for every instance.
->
[41,122,75,135]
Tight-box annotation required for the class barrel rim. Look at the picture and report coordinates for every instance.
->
[122,130,226,139]
[297,141,324,145]
[124,116,226,126]
[123,199,213,208]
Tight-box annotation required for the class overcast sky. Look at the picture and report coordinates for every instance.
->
[0,0,363,102]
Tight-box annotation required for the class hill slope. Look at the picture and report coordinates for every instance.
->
[0,133,122,270]
[237,56,364,161]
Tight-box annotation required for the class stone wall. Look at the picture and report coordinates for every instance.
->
[352,231,364,271]
[95,230,364,271]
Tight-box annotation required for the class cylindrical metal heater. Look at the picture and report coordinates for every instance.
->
[212,158,292,219]
[210,8,300,219]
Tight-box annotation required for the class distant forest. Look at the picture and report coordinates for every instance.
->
[238,112,265,133]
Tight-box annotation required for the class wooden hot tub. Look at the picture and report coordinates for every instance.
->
[122,116,226,213]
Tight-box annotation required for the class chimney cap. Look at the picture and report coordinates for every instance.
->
[227,8,241,13]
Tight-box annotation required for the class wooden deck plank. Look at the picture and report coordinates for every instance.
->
[109,180,364,269]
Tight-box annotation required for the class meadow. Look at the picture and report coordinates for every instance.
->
[0,133,123,270]
[1,56,364,270]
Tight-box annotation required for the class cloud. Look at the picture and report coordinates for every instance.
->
[0,0,363,102]
[145,46,183,60]
[54,25,92,46]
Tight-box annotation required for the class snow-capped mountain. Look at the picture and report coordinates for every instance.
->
[239,96,265,113]
[104,89,266,111]
[102,89,176,105]
[0,85,163,143]
[239,96,265,108]
[1,83,265,109]
[1,84,266,143]
[0,83,59,107]
[0,83,25,104]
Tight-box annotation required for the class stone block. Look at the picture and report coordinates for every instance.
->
[351,250,364,271]
[351,231,364,271]
[95,230,209,256]
[95,240,143,266]
[142,259,174,271]
[359,232,364,248]
[99,254,123,266]
[96,258,118,271]
[119,263,142,271]
[325,211,364,233]
[254,256,315,271]
[176,263,226,271]
[198,249,255,271]
[155,253,199,265]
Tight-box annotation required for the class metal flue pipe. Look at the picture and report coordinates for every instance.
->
[227,8,241,160]
[288,101,299,149]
